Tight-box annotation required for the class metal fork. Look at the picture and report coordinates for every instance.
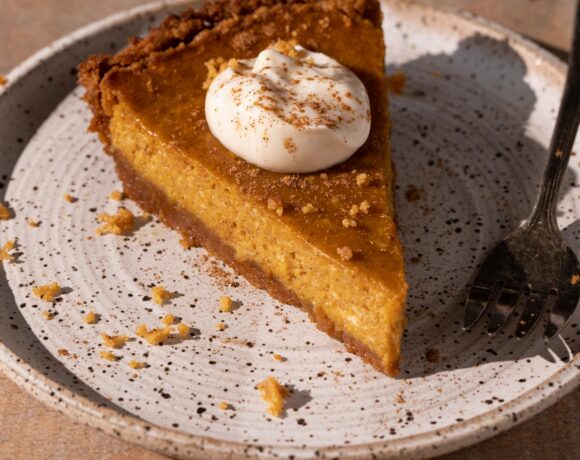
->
[463,5,580,339]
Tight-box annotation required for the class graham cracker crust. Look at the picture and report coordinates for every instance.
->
[113,152,398,376]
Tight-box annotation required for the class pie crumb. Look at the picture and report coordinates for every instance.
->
[215,322,226,331]
[218,401,230,410]
[96,207,135,236]
[57,349,69,357]
[109,190,124,201]
[0,75,7,86]
[336,246,353,261]
[176,322,190,337]
[355,173,368,186]
[0,202,11,220]
[27,219,39,228]
[267,197,284,216]
[99,350,119,362]
[219,295,233,312]
[84,311,98,324]
[128,360,146,369]
[257,376,288,417]
[349,204,359,217]
[63,193,77,203]
[162,313,175,325]
[203,57,239,90]
[359,200,370,214]
[100,333,128,349]
[342,218,357,228]
[136,324,172,345]
[301,203,317,214]
[572,274,580,285]
[273,353,284,362]
[32,282,61,302]
[42,310,55,321]
[152,285,171,305]
[0,240,15,263]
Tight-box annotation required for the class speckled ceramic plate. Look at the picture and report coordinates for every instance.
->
[1,1,579,459]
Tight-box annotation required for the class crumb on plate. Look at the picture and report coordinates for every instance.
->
[32,282,61,302]
[151,285,171,305]
[128,359,146,369]
[84,311,98,324]
[257,376,289,417]
[219,295,233,312]
[99,350,119,362]
[0,202,11,220]
[96,207,135,236]
[100,333,128,349]
[162,313,175,325]
[0,240,15,262]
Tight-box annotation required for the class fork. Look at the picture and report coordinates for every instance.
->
[463,5,580,339]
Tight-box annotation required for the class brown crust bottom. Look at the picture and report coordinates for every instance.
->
[113,152,398,376]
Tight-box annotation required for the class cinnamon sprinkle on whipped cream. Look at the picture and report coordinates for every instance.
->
[205,41,371,173]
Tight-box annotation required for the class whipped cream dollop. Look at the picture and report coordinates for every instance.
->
[205,43,371,173]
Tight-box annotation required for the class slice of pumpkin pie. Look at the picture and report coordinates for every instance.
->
[78,0,407,375]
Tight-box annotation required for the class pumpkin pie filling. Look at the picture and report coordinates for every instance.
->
[79,0,407,375]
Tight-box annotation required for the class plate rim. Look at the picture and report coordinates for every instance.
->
[0,0,578,459]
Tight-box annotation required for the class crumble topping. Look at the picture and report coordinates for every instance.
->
[109,190,124,201]
[0,202,11,220]
[283,137,297,155]
[100,333,128,348]
[84,311,98,324]
[349,204,360,217]
[203,57,239,90]
[96,207,135,235]
[152,285,172,305]
[266,197,284,216]
[219,295,233,312]
[32,282,61,302]
[336,246,353,261]
[355,173,368,186]
[270,39,303,58]
[99,350,119,362]
[387,72,406,95]
[0,240,15,263]
[342,217,357,228]
[301,203,317,214]
[257,376,288,417]
[359,200,370,214]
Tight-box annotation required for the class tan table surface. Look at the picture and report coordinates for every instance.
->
[0,1,578,459]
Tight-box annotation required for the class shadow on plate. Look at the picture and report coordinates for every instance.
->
[390,34,579,378]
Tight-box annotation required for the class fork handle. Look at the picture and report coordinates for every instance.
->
[529,4,580,228]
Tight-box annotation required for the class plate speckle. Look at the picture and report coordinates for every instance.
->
[0,1,579,459]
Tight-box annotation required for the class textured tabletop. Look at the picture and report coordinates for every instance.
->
[0,0,578,459]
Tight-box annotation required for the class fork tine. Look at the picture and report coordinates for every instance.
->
[544,289,580,339]
[515,291,547,338]
[463,284,494,330]
[487,286,523,335]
